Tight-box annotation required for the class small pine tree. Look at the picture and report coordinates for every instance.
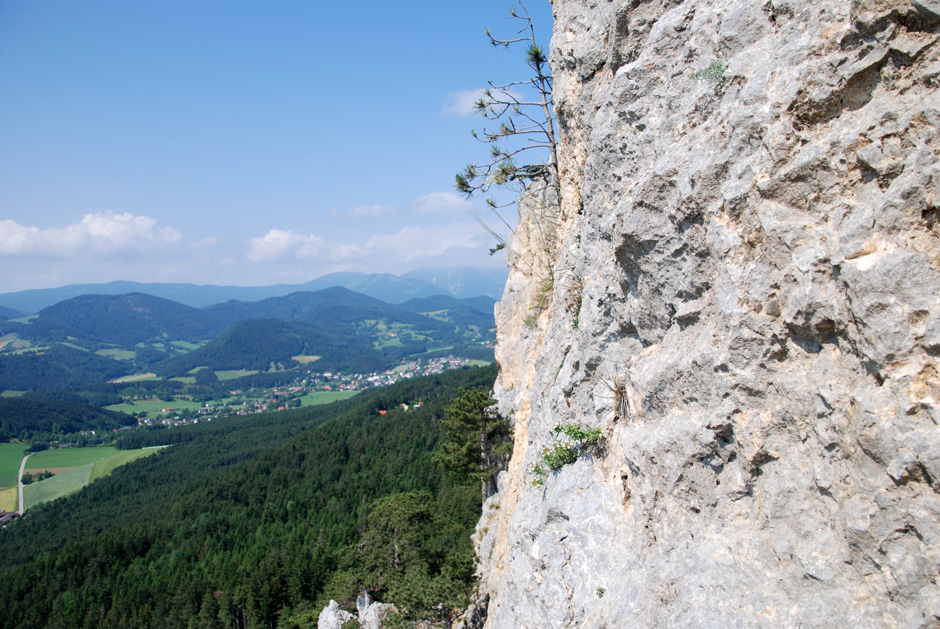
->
[455,1,557,252]
[433,387,512,502]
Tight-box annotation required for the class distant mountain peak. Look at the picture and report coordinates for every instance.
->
[0,268,508,314]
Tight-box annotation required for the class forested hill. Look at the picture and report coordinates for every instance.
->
[203,286,456,330]
[0,345,130,393]
[32,292,227,345]
[0,287,496,392]
[0,305,19,320]
[0,398,136,442]
[0,365,497,628]
[151,317,392,376]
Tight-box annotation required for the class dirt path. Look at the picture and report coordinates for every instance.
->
[17,453,31,514]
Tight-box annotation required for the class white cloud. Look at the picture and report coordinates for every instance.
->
[347,204,395,218]
[340,192,473,219]
[246,220,493,274]
[442,88,488,116]
[363,222,487,261]
[0,211,182,258]
[405,192,473,216]
[246,229,325,262]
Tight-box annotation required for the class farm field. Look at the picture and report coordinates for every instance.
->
[215,369,259,381]
[291,355,321,364]
[0,487,16,512]
[96,348,135,360]
[299,391,358,406]
[112,373,160,383]
[24,446,162,510]
[90,447,162,478]
[105,398,203,416]
[0,443,25,489]
[27,446,122,470]
[25,463,95,509]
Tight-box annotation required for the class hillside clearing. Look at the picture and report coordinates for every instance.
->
[112,373,160,383]
[23,447,163,510]
[299,391,358,406]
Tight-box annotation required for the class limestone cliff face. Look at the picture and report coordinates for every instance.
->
[477,0,940,626]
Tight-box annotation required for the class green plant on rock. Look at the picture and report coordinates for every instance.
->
[553,422,601,445]
[691,60,726,91]
[530,422,602,487]
[541,441,579,469]
[532,271,554,313]
[531,461,548,487]
[564,275,584,330]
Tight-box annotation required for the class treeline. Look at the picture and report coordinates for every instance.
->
[21,388,124,408]
[151,317,446,378]
[35,293,227,346]
[0,289,496,393]
[0,399,136,443]
[150,318,402,377]
[0,365,497,628]
[0,345,128,392]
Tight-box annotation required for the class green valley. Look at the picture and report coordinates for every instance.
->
[0,365,498,628]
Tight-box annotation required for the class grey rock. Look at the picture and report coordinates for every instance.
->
[317,600,355,629]
[316,597,396,629]
[476,0,940,627]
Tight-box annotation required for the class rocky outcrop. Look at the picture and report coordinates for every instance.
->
[478,0,940,627]
[317,595,396,629]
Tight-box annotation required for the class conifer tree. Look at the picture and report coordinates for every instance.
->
[455,1,557,252]
[433,387,512,501]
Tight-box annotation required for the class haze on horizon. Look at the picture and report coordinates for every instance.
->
[0,0,553,294]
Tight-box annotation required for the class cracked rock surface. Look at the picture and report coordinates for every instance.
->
[476,0,940,626]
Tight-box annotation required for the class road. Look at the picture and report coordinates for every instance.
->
[17,453,31,514]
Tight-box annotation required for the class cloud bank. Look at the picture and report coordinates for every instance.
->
[340,192,473,219]
[0,211,181,258]
[0,193,504,294]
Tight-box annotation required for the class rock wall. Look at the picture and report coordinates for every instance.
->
[477,0,940,626]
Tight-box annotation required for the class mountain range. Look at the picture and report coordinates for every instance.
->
[0,267,508,316]
[0,287,496,391]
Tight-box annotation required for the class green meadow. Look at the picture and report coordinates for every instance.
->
[25,463,95,509]
[24,447,162,510]
[0,443,25,489]
[27,446,122,469]
[106,398,202,416]
[95,348,136,360]
[112,373,160,383]
[215,369,259,381]
[298,391,359,406]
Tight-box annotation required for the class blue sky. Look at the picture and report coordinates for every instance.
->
[0,0,554,293]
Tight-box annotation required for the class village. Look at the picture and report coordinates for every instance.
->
[135,355,485,427]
